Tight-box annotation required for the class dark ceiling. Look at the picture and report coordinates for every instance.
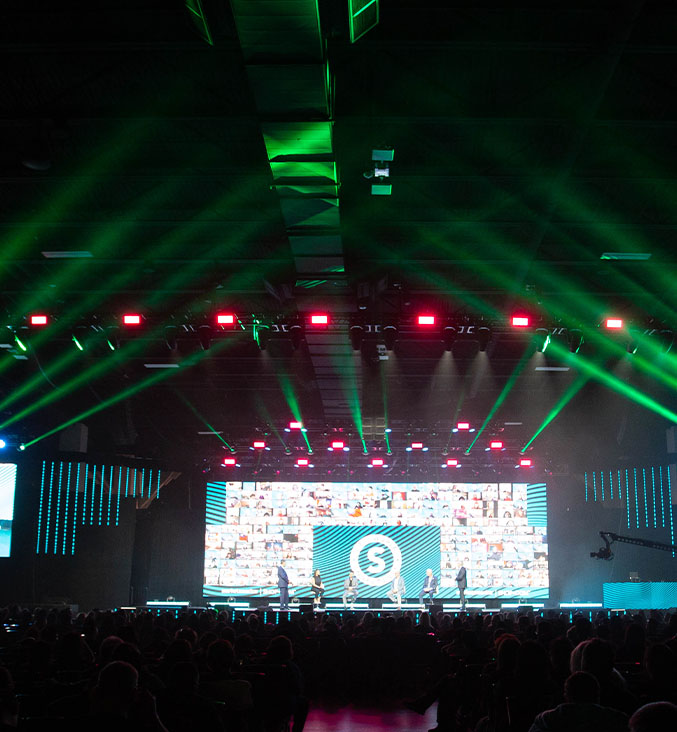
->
[1,0,676,472]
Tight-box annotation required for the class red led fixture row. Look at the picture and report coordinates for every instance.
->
[223,453,533,468]
[27,311,631,334]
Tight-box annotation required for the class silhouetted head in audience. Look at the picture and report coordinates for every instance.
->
[94,660,138,717]
[495,633,520,673]
[581,637,616,683]
[207,639,235,673]
[564,671,600,705]
[629,701,677,732]
[268,635,293,663]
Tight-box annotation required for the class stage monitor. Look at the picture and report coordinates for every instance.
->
[203,481,548,600]
[0,463,18,558]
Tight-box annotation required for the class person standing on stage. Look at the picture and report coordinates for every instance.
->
[310,568,325,607]
[418,568,438,608]
[342,570,358,608]
[387,570,406,609]
[456,558,468,610]
[277,559,291,610]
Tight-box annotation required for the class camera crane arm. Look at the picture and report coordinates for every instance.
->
[590,531,677,560]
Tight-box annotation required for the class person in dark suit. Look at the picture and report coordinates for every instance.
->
[418,568,438,608]
[456,559,468,610]
[277,560,291,610]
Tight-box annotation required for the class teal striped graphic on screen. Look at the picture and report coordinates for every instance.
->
[206,481,228,524]
[526,483,547,527]
[603,581,677,609]
[313,525,441,598]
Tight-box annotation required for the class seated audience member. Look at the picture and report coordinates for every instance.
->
[629,701,677,732]
[155,661,223,732]
[528,671,628,732]
[76,660,168,732]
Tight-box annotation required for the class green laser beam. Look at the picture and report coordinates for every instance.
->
[521,375,589,452]
[465,346,534,454]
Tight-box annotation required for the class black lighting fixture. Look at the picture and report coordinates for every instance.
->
[383,323,398,351]
[367,147,394,195]
[164,325,178,351]
[198,324,212,351]
[349,320,365,351]
[477,325,492,352]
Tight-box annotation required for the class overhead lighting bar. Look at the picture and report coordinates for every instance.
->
[534,366,570,371]
[490,441,503,450]
[329,440,348,451]
[223,457,237,466]
[288,421,303,430]
[216,313,236,326]
[417,315,436,326]
[370,458,384,467]
[411,442,423,449]
[457,422,470,430]
[511,316,530,327]
[605,318,624,329]
[30,314,48,326]
[143,363,180,369]
[123,314,142,325]
[519,458,532,467]
[445,458,459,467]
[252,441,266,449]
[296,458,309,467]
[310,313,329,325]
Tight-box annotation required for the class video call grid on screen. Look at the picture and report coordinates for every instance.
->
[204,481,549,599]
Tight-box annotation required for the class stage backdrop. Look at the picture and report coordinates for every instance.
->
[204,481,549,600]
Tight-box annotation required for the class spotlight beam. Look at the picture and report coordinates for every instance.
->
[465,347,532,454]
[520,374,589,452]
[174,390,234,451]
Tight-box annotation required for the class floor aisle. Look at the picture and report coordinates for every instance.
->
[304,702,438,732]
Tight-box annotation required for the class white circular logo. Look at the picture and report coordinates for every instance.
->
[350,534,402,586]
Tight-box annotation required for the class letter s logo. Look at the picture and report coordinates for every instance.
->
[350,534,402,586]
[366,546,387,575]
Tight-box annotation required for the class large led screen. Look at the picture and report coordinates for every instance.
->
[0,463,18,558]
[204,481,548,600]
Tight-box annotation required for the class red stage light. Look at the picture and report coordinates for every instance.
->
[123,314,141,325]
[331,440,344,449]
[605,318,623,329]
[289,421,303,429]
[411,442,423,449]
[371,458,384,466]
[216,313,235,325]
[310,313,329,325]
[417,315,436,326]
[253,441,266,449]
[297,458,309,466]
[490,440,503,449]
[447,459,459,466]
[520,458,532,467]
[457,422,470,430]
[511,316,530,327]
[223,458,237,466]
[30,314,48,326]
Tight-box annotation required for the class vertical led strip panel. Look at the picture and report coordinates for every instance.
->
[0,464,18,557]
[36,461,166,555]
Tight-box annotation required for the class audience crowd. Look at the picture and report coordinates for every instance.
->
[0,604,677,731]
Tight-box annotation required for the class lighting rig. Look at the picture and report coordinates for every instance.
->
[3,308,673,358]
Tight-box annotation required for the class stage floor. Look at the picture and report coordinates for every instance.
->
[305,702,438,732]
